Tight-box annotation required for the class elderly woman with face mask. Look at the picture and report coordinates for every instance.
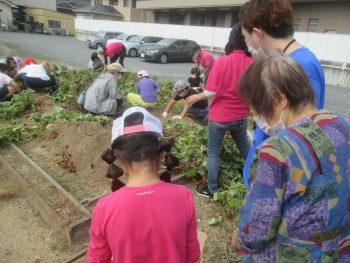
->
[231,53,350,262]
[84,63,126,116]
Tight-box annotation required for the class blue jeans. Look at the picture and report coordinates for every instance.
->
[187,106,209,124]
[207,119,250,193]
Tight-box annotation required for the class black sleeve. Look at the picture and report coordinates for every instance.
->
[173,95,182,101]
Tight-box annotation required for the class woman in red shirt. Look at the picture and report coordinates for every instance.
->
[104,42,126,67]
[187,24,253,198]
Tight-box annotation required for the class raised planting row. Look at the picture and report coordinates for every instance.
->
[0,66,246,214]
[1,144,91,244]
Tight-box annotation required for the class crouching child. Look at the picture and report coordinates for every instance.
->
[127,70,159,108]
[162,80,209,124]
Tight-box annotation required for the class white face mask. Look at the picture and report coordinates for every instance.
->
[247,33,266,59]
[191,74,196,78]
[114,73,123,80]
[254,110,286,136]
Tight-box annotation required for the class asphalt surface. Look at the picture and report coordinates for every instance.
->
[0,32,349,118]
[0,32,193,80]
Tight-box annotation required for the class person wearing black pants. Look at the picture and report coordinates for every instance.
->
[17,62,58,94]
[20,74,58,93]
[105,42,126,67]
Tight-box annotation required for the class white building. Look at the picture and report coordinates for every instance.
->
[10,0,56,11]
[0,0,17,29]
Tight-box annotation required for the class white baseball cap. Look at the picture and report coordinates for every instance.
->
[111,106,163,143]
[138,70,149,78]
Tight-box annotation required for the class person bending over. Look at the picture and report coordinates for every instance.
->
[193,45,215,84]
[0,63,21,102]
[163,80,209,124]
[104,42,126,67]
[17,62,58,94]
[188,67,203,92]
[88,52,104,72]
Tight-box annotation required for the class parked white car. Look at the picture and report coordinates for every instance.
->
[107,34,163,57]
[123,35,163,57]
[106,33,129,45]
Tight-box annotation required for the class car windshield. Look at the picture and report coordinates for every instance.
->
[96,32,104,38]
[155,39,175,47]
[126,35,143,43]
[116,33,126,40]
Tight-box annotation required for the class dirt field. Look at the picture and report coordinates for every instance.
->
[0,163,82,263]
[0,93,239,262]
[21,120,112,202]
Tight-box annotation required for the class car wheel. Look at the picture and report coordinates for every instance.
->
[95,43,103,49]
[129,48,138,58]
[160,54,168,64]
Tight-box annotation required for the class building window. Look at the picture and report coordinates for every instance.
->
[29,16,34,23]
[199,14,206,26]
[95,0,102,5]
[307,18,319,32]
[131,0,136,8]
[48,20,61,29]
[123,0,129,7]
[109,0,118,5]
[293,18,300,32]
[169,12,185,25]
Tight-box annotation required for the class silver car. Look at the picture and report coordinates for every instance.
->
[106,33,129,45]
[86,31,123,49]
[122,35,163,57]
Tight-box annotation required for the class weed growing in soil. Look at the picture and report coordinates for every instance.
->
[166,120,246,213]
[1,66,246,216]
[52,65,99,104]
[0,106,110,145]
[51,65,175,109]
[0,90,34,120]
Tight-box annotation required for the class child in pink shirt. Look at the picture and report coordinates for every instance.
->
[87,107,201,263]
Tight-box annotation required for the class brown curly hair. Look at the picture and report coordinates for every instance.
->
[237,52,315,119]
[239,0,294,38]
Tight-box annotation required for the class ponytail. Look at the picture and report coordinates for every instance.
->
[101,133,180,191]
[158,137,179,182]
[101,148,125,191]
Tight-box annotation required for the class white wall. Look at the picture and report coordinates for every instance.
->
[76,18,350,87]
[0,2,13,28]
[75,18,350,66]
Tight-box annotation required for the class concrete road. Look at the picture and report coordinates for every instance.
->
[0,32,194,81]
[0,32,349,117]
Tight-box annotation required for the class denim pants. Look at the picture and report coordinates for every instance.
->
[207,118,250,193]
[187,106,209,124]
